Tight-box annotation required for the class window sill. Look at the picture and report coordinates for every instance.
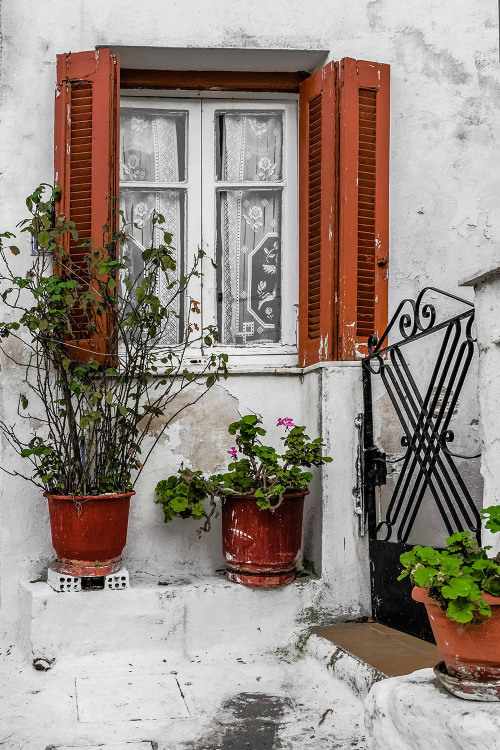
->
[195,360,362,376]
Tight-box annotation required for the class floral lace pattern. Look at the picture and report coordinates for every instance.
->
[120,189,184,346]
[218,190,281,345]
[120,110,186,183]
[217,113,282,182]
[120,108,186,346]
[216,111,283,346]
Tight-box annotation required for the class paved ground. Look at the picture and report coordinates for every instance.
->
[0,636,366,749]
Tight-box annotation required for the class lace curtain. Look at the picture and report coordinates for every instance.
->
[217,113,283,345]
[119,110,185,345]
[119,107,285,347]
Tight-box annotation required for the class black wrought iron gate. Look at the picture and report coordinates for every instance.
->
[361,288,482,641]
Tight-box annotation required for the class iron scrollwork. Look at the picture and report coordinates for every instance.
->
[362,287,481,544]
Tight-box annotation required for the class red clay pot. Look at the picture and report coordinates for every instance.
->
[222,491,307,588]
[413,586,500,680]
[45,491,134,577]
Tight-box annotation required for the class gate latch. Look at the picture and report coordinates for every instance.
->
[366,447,387,487]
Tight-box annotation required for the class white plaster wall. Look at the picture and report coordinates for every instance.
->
[461,268,500,555]
[0,0,499,632]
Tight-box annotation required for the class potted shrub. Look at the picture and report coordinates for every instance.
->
[155,414,332,587]
[0,184,228,576]
[398,505,500,682]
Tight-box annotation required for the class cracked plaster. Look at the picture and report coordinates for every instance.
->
[0,0,497,634]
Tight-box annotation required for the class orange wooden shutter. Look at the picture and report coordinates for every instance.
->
[54,49,119,363]
[338,58,390,360]
[298,61,339,367]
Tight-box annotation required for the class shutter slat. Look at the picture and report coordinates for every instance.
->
[306,92,323,340]
[338,58,390,359]
[55,49,119,364]
[356,88,377,339]
[299,62,339,364]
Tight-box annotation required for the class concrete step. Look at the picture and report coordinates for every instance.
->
[20,574,327,663]
[0,637,366,749]
[305,621,440,699]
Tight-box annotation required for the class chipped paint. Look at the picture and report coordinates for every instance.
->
[0,0,496,633]
[229,528,253,541]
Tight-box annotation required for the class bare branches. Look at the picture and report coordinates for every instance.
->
[0,186,228,496]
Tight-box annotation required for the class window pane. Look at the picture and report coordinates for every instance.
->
[216,189,281,345]
[216,113,283,182]
[120,110,186,182]
[120,189,185,344]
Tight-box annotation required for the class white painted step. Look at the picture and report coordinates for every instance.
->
[20,575,327,662]
[0,639,366,749]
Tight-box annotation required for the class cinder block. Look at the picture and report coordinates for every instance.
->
[105,569,130,590]
[47,565,129,592]
[47,566,81,592]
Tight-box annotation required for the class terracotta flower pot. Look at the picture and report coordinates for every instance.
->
[413,586,500,680]
[222,491,308,588]
[45,491,134,577]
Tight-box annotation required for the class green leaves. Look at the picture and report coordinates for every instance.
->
[157,415,332,532]
[399,527,500,625]
[441,577,474,599]
[446,598,475,624]
[483,575,500,597]
[155,473,209,524]
[0,183,231,497]
[482,505,500,534]
[37,230,50,248]
[413,566,438,588]
[242,415,259,425]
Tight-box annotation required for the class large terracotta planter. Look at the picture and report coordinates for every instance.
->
[222,491,307,588]
[413,586,500,680]
[45,491,134,576]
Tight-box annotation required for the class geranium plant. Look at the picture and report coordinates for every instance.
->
[398,505,500,624]
[0,184,228,495]
[155,413,332,531]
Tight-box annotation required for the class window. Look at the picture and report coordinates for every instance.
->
[54,51,389,367]
[119,97,298,361]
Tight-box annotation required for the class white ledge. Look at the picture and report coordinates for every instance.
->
[459,260,500,287]
[105,45,329,73]
[365,668,500,750]
[221,361,362,375]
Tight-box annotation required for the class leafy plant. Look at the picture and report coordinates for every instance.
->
[0,184,228,495]
[155,414,332,531]
[398,505,500,624]
[155,472,210,524]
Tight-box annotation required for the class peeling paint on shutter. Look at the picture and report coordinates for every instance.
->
[54,50,119,363]
[339,59,390,360]
[299,62,338,367]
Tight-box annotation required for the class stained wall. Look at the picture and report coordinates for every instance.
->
[0,0,498,636]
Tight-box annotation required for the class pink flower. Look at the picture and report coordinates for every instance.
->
[277,417,294,428]
[228,447,238,457]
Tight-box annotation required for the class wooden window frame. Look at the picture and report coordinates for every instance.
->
[120,71,302,365]
[120,69,308,93]
[56,58,388,366]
